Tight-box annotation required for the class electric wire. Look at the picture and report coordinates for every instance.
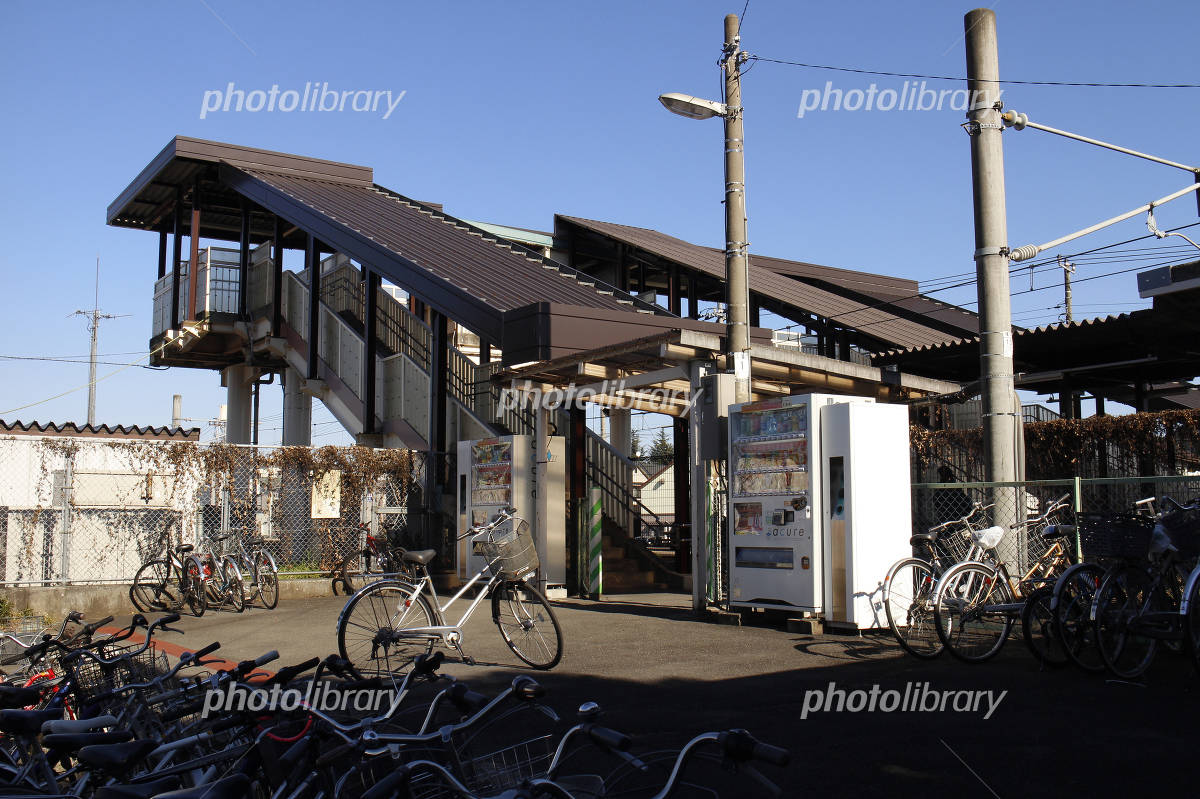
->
[746,55,1200,89]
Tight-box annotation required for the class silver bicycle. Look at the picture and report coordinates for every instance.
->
[335,506,564,673]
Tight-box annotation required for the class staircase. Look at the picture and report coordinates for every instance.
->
[246,252,682,593]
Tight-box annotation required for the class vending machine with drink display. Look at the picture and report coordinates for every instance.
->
[727,394,910,629]
[456,435,566,593]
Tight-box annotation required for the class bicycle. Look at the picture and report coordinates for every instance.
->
[336,506,564,674]
[219,527,280,609]
[129,531,208,617]
[1091,495,1200,679]
[335,520,416,595]
[1047,498,1158,673]
[189,530,247,614]
[882,502,991,659]
[931,494,1075,663]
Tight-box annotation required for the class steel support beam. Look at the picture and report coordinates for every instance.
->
[306,235,321,380]
[271,216,284,337]
[363,269,380,434]
[238,201,250,318]
[171,187,182,330]
[187,181,201,321]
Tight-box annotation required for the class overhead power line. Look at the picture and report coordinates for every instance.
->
[747,55,1200,88]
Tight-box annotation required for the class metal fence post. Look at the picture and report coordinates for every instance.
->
[1073,475,1083,562]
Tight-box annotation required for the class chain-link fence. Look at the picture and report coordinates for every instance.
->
[913,474,1200,573]
[0,436,431,587]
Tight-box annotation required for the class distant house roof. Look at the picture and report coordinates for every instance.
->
[0,420,201,441]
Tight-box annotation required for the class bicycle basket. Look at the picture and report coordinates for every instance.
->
[66,644,170,702]
[478,518,538,580]
[1077,513,1154,561]
[933,525,974,563]
[1159,501,1200,559]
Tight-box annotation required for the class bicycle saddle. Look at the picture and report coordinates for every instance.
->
[402,549,437,566]
[75,738,159,776]
[0,707,61,735]
[0,684,42,709]
[1038,524,1076,540]
[909,531,936,547]
[176,544,194,553]
[42,729,134,751]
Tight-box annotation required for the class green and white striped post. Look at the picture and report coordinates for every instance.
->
[584,486,602,600]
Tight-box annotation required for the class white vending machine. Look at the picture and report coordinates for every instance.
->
[727,394,910,629]
[456,435,566,593]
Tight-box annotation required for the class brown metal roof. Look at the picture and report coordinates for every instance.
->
[876,304,1200,407]
[1,420,201,441]
[238,168,640,313]
[557,216,964,351]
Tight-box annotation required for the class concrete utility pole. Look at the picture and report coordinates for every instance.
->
[71,257,120,426]
[964,9,1021,501]
[1058,256,1075,323]
[723,13,753,404]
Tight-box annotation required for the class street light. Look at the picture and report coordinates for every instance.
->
[658,13,753,404]
[658,92,728,121]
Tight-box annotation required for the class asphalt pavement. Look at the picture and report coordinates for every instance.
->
[146,590,1197,798]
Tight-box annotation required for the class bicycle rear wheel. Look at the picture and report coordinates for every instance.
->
[933,562,1014,663]
[882,558,942,659]
[492,581,563,670]
[130,559,178,613]
[336,580,437,675]
[183,556,207,617]
[1021,585,1066,667]
[1094,565,1157,679]
[1052,563,1106,673]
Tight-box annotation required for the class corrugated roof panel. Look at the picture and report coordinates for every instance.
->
[559,215,961,350]
[235,168,645,314]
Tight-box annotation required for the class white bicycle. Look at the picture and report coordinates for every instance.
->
[336,506,564,673]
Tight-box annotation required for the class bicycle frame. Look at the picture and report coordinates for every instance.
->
[398,561,506,644]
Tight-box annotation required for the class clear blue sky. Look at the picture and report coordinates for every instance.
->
[1,0,1197,441]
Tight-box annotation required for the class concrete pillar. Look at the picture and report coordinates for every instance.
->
[282,366,312,446]
[224,365,256,444]
[609,409,633,458]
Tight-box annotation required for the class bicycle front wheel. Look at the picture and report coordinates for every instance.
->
[1184,566,1200,675]
[1052,563,1106,673]
[220,557,246,613]
[1094,565,1157,679]
[492,581,563,669]
[1021,585,1066,667]
[255,550,279,609]
[933,562,1014,663]
[337,580,437,675]
[882,558,942,659]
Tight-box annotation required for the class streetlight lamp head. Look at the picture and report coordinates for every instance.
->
[658,92,728,120]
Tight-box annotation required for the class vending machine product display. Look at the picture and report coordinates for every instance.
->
[457,435,566,593]
[727,393,910,627]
